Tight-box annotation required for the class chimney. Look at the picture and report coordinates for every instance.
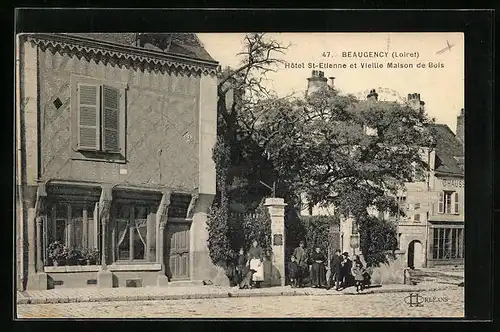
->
[306,70,328,97]
[328,77,336,89]
[367,89,378,101]
[407,93,424,111]
[456,108,465,145]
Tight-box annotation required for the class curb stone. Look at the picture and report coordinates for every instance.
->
[17,284,454,305]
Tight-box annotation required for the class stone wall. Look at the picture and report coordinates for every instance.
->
[365,251,406,285]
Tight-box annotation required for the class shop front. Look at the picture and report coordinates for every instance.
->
[35,181,199,289]
[427,221,464,267]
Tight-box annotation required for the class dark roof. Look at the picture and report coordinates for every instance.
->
[64,33,216,63]
[429,124,464,157]
[429,124,464,175]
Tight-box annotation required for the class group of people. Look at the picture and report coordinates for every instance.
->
[231,239,369,293]
[234,240,266,289]
[288,241,369,293]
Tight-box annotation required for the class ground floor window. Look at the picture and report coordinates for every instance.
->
[48,202,97,249]
[45,201,99,266]
[112,202,157,263]
[432,227,464,260]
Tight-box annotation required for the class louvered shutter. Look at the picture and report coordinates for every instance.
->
[77,84,100,150]
[438,192,444,213]
[454,192,459,214]
[102,85,120,152]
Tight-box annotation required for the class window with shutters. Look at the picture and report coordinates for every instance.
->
[71,75,127,161]
[437,191,457,215]
[454,192,460,214]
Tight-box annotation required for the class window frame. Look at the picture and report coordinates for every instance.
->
[444,191,453,214]
[432,226,465,260]
[112,202,156,264]
[70,74,128,163]
[47,201,97,251]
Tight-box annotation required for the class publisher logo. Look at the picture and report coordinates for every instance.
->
[404,293,449,307]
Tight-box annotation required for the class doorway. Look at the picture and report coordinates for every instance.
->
[164,223,190,281]
[407,240,423,269]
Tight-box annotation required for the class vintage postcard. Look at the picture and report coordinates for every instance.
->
[15,32,464,318]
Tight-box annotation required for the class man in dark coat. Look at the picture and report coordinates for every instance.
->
[292,241,307,287]
[340,252,353,289]
[327,249,343,290]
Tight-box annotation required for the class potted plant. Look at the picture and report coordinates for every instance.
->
[74,246,87,265]
[67,247,83,266]
[47,241,68,267]
[83,247,100,265]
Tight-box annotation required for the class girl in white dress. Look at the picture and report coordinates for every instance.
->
[247,240,264,288]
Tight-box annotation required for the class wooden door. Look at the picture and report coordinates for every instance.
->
[166,223,190,280]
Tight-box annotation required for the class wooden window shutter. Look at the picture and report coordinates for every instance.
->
[454,192,459,214]
[102,85,120,152]
[77,84,100,150]
[438,192,444,213]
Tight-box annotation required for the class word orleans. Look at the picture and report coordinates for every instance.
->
[284,62,444,69]
[404,293,450,308]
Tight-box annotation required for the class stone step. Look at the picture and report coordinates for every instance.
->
[168,280,204,287]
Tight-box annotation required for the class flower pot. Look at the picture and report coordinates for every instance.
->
[66,259,76,266]
[86,259,91,265]
[53,260,59,267]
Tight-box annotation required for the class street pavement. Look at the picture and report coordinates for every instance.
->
[17,287,464,318]
[16,282,450,305]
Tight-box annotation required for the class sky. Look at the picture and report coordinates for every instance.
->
[198,33,464,133]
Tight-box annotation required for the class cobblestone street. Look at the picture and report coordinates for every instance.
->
[17,288,464,318]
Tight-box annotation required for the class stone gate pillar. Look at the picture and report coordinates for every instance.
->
[264,198,287,287]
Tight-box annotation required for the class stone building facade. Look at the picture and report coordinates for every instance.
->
[16,33,219,291]
[300,71,464,269]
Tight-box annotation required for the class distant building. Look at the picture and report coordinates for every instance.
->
[300,71,464,268]
[305,70,332,97]
[16,33,219,291]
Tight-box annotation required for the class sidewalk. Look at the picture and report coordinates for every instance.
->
[17,282,454,305]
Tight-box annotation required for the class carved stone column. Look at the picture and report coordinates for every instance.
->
[66,204,73,248]
[34,184,47,273]
[93,203,99,249]
[186,192,199,219]
[97,185,113,288]
[24,185,37,291]
[82,209,88,248]
[31,184,47,290]
[156,190,171,286]
[35,217,43,272]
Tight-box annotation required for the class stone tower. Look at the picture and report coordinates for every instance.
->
[367,89,379,101]
[306,70,328,97]
[407,93,425,111]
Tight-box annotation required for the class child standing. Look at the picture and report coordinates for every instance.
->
[351,261,365,293]
[288,256,299,288]
[236,248,246,284]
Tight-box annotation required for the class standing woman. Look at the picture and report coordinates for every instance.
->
[247,240,265,288]
[310,247,327,288]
